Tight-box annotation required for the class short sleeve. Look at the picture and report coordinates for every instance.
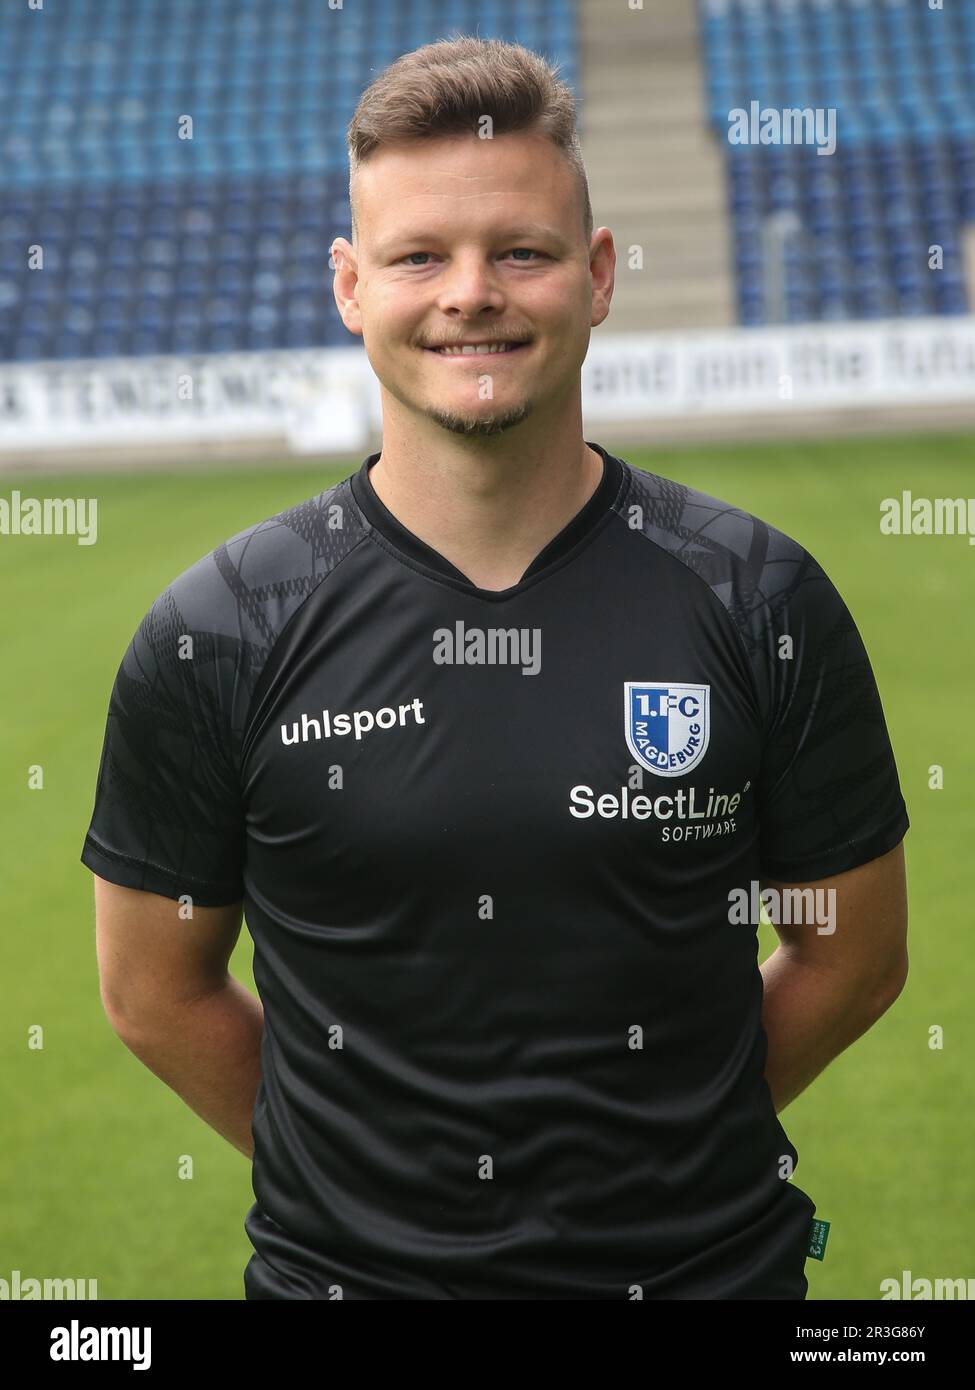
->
[80,583,246,907]
[756,551,909,881]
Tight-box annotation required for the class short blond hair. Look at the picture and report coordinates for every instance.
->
[346,35,593,245]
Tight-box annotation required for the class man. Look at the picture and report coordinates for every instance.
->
[81,37,909,1300]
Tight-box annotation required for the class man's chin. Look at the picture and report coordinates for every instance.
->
[423,400,533,438]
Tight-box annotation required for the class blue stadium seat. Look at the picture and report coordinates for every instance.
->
[0,0,581,360]
[698,0,975,323]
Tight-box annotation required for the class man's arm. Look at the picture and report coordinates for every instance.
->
[759,840,909,1114]
[93,875,263,1159]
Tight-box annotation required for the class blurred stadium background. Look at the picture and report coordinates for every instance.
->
[1,0,972,1300]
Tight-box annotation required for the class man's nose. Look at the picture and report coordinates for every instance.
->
[435,256,506,315]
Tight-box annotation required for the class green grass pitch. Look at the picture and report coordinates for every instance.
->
[1,432,971,1299]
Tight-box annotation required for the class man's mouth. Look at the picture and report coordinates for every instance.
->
[424,341,531,357]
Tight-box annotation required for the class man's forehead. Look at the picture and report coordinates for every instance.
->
[354,137,575,245]
[355,133,571,201]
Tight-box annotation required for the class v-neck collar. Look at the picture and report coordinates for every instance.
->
[348,441,625,601]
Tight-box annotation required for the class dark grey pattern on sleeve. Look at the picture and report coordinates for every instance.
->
[80,478,369,904]
[621,465,910,879]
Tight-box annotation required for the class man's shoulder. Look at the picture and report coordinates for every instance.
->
[618,458,815,576]
[616,459,833,633]
[115,472,371,726]
[153,471,369,644]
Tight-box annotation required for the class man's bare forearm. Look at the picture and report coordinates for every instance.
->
[109,976,263,1158]
[760,946,900,1114]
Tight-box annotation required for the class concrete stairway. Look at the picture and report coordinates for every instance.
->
[577,0,736,330]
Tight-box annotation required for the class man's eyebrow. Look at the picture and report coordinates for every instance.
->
[372,225,568,255]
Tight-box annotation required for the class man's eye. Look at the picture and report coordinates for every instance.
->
[397,249,545,266]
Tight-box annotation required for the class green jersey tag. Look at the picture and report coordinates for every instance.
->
[807,1218,831,1261]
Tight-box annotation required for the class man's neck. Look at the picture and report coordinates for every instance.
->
[366,438,605,592]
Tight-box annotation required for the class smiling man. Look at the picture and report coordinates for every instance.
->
[81,37,909,1301]
[329,55,613,593]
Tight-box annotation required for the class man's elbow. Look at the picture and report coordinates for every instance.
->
[873,953,909,1015]
[98,975,170,1043]
[99,984,149,1042]
[98,972,129,1032]
[99,969,228,1041]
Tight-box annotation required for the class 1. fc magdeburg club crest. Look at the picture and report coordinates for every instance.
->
[624,682,710,778]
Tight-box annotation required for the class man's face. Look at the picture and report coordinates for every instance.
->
[332,131,613,438]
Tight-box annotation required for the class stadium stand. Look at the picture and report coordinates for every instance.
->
[699,0,975,324]
[0,0,579,362]
[3,0,973,363]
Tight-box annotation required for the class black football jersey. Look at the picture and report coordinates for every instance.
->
[80,442,909,1298]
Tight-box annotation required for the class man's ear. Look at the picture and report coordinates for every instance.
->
[330,238,363,337]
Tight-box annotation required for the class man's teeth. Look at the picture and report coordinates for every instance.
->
[436,343,519,354]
